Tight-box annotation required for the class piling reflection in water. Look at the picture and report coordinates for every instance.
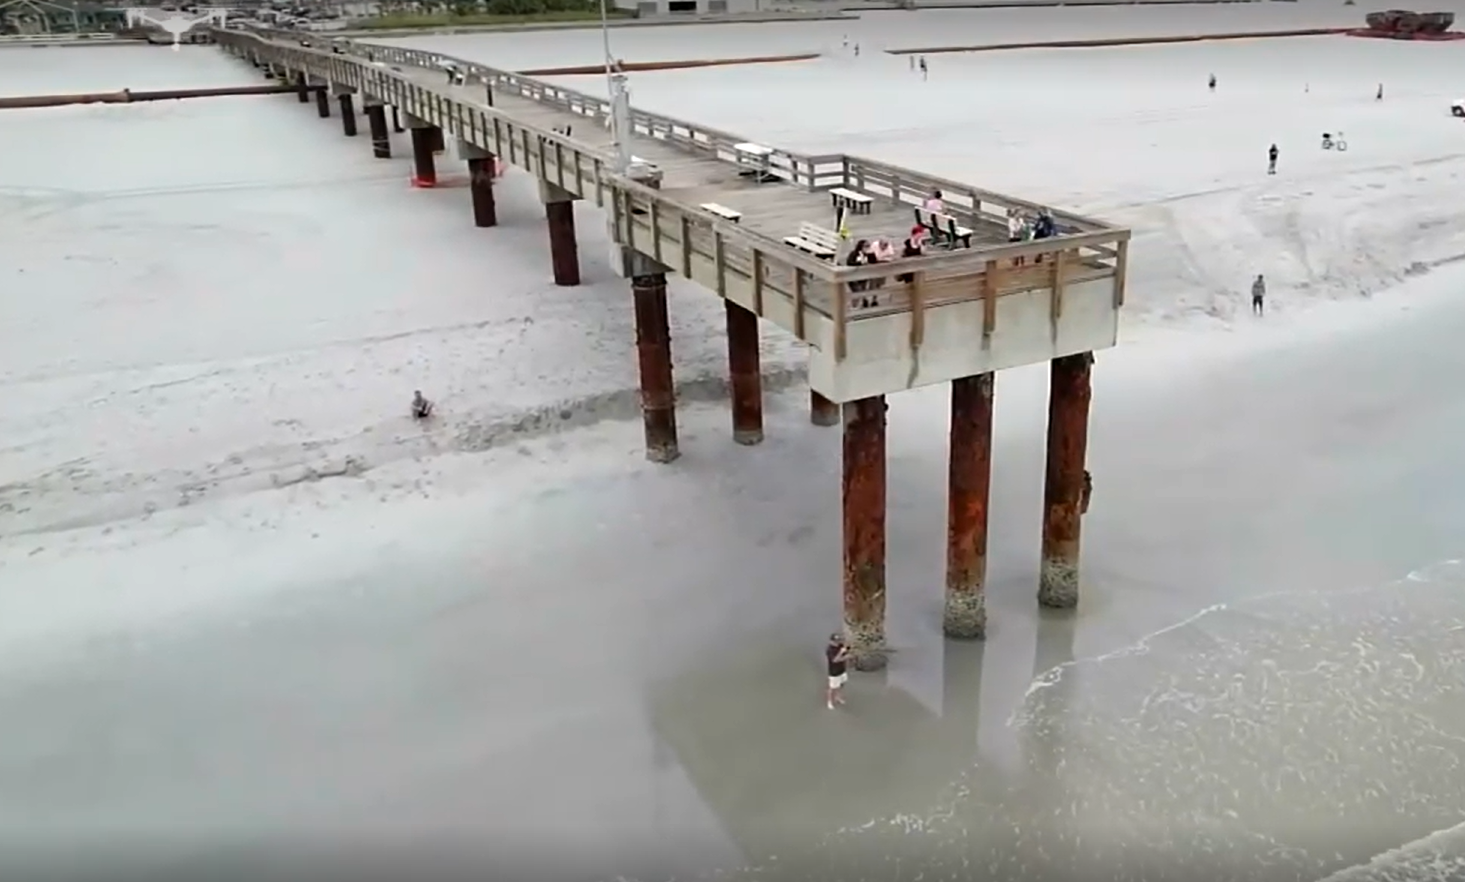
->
[655,561,1465,882]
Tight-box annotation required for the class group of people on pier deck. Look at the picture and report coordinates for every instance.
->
[842,189,1065,309]
[843,188,946,308]
[845,226,928,309]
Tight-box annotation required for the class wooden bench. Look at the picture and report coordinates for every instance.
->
[783,222,840,259]
[914,207,973,249]
[701,202,742,223]
[829,187,873,215]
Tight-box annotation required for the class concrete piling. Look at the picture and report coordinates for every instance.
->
[391,107,404,133]
[410,125,439,187]
[944,372,995,639]
[467,157,498,227]
[294,73,309,103]
[842,396,888,671]
[338,93,356,137]
[545,200,580,286]
[364,104,390,158]
[724,300,763,445]
[633,272,679,463]
[1038,352,1094,609]
[314,86,330,118]
[811,391,840,427]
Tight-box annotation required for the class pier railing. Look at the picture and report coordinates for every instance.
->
[221,27,1129,372]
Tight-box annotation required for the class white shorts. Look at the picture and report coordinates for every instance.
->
[828,673,848,689]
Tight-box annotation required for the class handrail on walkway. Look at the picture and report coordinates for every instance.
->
[222,25,1131,365]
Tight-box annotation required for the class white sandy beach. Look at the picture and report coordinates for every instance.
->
[4,12,1465,879]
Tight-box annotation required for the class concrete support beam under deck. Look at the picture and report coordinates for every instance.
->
[724,301,763,446]
[842,396,888,672]
[633,271,678,464]
[293,71,309,103]
[314,84,331,118]
[944,372,994,639]
[1039,352,1094,609]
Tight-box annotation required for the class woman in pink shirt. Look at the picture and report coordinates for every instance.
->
[923,189,944,213]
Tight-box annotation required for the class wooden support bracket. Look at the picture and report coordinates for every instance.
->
[982,260,999,341]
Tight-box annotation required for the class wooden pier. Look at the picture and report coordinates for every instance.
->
[214,26,1132,654]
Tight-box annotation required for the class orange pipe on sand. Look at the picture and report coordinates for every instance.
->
[887,28,1351,55]
[518,52,819,76]
[0,83,324,110]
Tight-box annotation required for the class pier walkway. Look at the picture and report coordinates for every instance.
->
[218,26,1129,403]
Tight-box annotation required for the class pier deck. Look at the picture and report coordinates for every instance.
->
[393,62,933,268]
[218,28,1131,402]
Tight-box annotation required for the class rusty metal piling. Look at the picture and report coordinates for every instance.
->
[633,272,679,463]
[338,93,356,136]
[811,391,840,427]
[842,396,888,671]
[365,104,390,158]
[1039,352,1094,609]
[546,201,580,286]
[944,373,995,639]
[410,125,439,187]
[467,157,498,227]
[724,301,764,445]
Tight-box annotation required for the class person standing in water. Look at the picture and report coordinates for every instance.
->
[1267,143,1279,175]
[1208,73,1217,91]
[826,633,851,709]
[1251,274,1267,316]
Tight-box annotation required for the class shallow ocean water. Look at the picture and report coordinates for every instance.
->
[693,560,1465,882]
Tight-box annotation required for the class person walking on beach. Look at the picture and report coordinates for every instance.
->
[1251,274,1266,316]
[1208,73,1216,92]
[919,56,928,81]
[826,633,851,709]
[1267,143,1279,175]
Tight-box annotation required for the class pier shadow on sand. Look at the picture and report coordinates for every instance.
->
[648,635,993,870]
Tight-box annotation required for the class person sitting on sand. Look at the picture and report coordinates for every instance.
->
[411,390,434,420]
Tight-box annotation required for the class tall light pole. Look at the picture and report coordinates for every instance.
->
[599,0,631,173]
